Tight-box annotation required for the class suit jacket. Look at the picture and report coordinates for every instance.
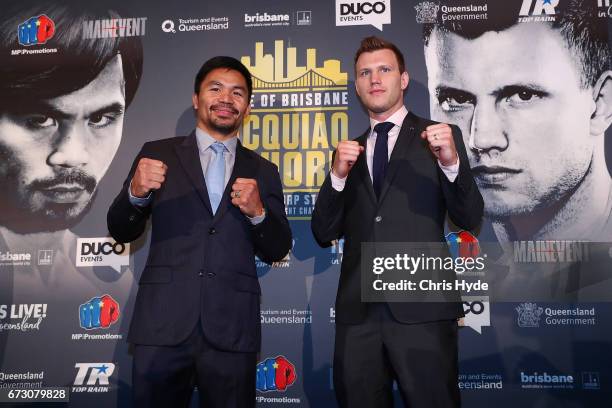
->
[311,111,483,324]
[107,132,291,352]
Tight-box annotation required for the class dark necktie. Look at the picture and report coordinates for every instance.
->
[372,122,394,198]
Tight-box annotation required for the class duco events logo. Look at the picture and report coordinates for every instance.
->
[18,15,54,46]
[516,303,596,328]
[520,371,574,390]
[460,296,490,334]
[72,363,115,393]
[82,17,147,39]
[0,304,47,332]
[240,41,349,219]
[335,0,391,31]
[161,16,229,34]
[519,0,558,22]
[76,238,129,273]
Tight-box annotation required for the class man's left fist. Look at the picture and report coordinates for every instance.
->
[420,123,458,166]
[231,178,264,217]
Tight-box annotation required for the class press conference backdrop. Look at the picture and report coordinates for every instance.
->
[1,0,611,406]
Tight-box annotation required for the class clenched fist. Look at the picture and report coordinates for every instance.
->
[332,140,365,179]
[231,178,264,218]
[420,123,458,166]
[130,158,167,198]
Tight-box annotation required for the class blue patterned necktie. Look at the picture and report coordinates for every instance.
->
[372,122,394,199]
[206,142,226,214]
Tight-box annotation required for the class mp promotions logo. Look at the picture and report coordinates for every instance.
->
[240,41,349,219]
[415,2,440,23]
[519,0,558,22]
[72,363,115,393]
[18,15,55,46]
[446,231,480,259]
[76,237,129,273]
[516,302,543,327]
[79,295,120,330]
[335,0,391,30]
[256,356,297,392]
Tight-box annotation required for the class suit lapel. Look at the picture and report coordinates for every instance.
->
[378,113,418,204]
[213,140,258,221]
[174,132,213,214]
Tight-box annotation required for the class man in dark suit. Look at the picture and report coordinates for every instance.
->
[311,37,483,407]
[107,56,291,407]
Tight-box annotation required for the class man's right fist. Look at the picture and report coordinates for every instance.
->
[332,140,364,179]
[130,158,167,198]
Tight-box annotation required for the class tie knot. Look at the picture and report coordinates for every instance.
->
[210,142,226,154]
[374,122,394,136]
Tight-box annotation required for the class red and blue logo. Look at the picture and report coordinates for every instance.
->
[79,295,120,330]
[18,15,55,46]
[445,230,480,259]
[256,355,297,392]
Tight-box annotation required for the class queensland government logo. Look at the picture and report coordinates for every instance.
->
[415,2,439,23]
[240,41,349,220]
[516,302,543,327]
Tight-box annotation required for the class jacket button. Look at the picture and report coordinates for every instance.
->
[209,227,216,235]
[375,215,382,223]
[207,272,216,278]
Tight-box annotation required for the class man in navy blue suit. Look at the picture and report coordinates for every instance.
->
[107,56,292,407]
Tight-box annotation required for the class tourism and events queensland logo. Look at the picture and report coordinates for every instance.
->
[240,41,349,220]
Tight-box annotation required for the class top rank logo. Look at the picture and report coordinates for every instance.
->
[18,15,55,46]
[519,0,558,22]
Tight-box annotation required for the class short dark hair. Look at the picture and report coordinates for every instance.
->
[422,0,611,88]
[194,56,253,100]
[354,36,406,74]
[0,2,143,109]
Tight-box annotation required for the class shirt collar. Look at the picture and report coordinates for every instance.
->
[369,105,409,136]
[195,127,238,155]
